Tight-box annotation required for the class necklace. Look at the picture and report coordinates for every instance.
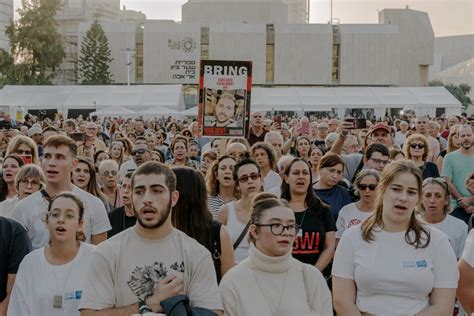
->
[252,269,289,316]
[47,245,80,309]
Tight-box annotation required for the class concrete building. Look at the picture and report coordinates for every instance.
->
[430,34,474,79]
[0,0,13,51]
[283,0,309,24]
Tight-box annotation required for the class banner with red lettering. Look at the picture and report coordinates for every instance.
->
[198,60,252,138]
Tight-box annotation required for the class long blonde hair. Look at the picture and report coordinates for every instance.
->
[361,160,430,248]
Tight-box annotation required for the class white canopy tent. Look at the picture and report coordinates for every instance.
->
[89,106,138,118]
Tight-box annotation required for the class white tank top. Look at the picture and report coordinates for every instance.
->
[226,201,250,263]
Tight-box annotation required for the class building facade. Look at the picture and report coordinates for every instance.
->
[0,0,13,52]
[283,0,309,24]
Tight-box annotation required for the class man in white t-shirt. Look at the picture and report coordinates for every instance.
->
[79,162,223,315]
[458,230,474,314]
[11,135,111,249]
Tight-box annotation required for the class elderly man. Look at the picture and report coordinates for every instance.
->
[78,122,106,157]
[395,120,409,147]
[264,131,284,160]
[247,111,267,146]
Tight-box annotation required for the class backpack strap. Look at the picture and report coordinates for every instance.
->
[233,221,251,250]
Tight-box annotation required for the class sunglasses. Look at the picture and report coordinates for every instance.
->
[237,173,260,183]
[358,184,377,191]
[410,143,425,149]
[132,148,147,156]
[15,149,33,156]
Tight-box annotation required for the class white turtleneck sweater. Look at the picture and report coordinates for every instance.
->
[219,244,333,316]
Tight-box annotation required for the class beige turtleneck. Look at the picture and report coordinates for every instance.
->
[219,244,333,316]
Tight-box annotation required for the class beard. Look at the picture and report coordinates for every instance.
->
[134,198,172,230]
[461,141,473,150]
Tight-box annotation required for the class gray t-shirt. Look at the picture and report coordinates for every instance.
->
[79,227,222,311]
[342,153,364,183]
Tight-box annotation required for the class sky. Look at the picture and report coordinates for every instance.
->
[13,0,474,37]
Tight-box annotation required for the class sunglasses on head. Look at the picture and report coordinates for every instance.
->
[358,184,377,191]
[132,148,147,155]
[410,143,425,149]
[237,173,260,183]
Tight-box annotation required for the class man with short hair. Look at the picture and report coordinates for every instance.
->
[343,134,361,154]
[11,135,111,248]
[395,120,409,147]
[107,172,135,238]
[264,131,284,160]
[363,143,390,173]
[98,159,122,211]
[442,125,474,224]
[415,116,440,162]
[212,94,238,127]
[134,119,145,136]
[328,119,339,133]
[79,162,223,315]
[118,139,149,180]
[63,119,76,134]
[247,111,267,146]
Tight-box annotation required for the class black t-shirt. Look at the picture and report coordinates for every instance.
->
[421,161,440,180]
[0,217,32,302]
[107,206,136,238]
[292,207,336,276]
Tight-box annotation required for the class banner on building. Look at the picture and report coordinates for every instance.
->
[198,60,252,138]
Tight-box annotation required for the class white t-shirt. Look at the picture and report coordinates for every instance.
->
[8,243,95,316]
[462,230,474,268]
[0,195,19,218]
[11,186,111,249]
[335,202,373,239]
[78,227,222,311]
[332,224,459,315]
[395,131,407,147]
[419,214,468,258]
[268,186,281,198]
[263,170,281,192]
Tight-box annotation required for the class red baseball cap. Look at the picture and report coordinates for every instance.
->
[369,123,392,135]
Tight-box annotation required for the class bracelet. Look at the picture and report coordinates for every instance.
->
[138,300,152,314]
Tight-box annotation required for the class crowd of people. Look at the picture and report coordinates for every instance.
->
[0,110,473,315]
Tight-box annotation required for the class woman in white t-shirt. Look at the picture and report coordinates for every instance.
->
[418,177,468,258]
[336,169,379,241]
[219,193,333,316]
[458,229,474,314]
[8,192,95,316]
[332,160,459,315]
[250,142,281,192]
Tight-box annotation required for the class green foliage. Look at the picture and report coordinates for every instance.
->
[78,20,114,85]
[5,0,65,85]
[429,80,472,111]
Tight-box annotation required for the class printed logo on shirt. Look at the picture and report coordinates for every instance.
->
[64,291,82,301]
[402,260,427,269]
[293,232,321,255]
[348,219,361,228]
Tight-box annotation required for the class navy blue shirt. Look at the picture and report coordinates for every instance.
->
[314,185,352,220]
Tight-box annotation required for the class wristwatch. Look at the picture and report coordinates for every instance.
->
[138,300,152,314]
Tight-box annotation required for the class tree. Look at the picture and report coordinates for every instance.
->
[78,20,114,85]
[429,80,472,111]
[5,0,65,84]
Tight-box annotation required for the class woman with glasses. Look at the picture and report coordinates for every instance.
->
[219,193,333,316]
[206,155,237,219]
[333,160,459,315]
[5,135,39,165]
[8,192,94,316]
[0,155,24,203]
[403,133,439,179]
[419,177,468,258]
[336,170,379,242]
[217,158,263,263]
[313,153,352,220]
[172,167,235,283]
[281,158,336,279]
[0,164,45,218]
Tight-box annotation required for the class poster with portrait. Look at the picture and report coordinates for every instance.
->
[198,60,252,138]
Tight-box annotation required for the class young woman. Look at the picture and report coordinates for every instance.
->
[71,158,109,212]
[200,150,218,177]
[295,136,311,162]
[403,133,439,179]
[251,142,281,192]
[0,155,24,202]
[93,150,110,172]
[419,177,468,258]
[108,141,125,168]
[313,153,352,219]
[8,192,95,315]
[281,158,336,278]
[336,170,379,241]
[172,167,235,282]
[333,160,459,315]
[217,158,263,263]
[310,145,325,185]
[437,124,461,172]
[206,155,237,219]
[219,193,333,316]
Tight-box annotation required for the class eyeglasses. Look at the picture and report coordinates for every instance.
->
[102,170,118,177]
[132,148,147,156]
[15,149,33,156]
[409,143,425,149]
[19,178,41,187]
[369,157,390,165]
[237,173,260,183]
[49,211,78,221]
[255,223,300,236]
[358,183,377,191]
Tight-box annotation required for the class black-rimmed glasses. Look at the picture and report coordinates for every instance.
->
[255,223,300,236]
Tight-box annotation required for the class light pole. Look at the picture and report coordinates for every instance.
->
[121,48,136,86]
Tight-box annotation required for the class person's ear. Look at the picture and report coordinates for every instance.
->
[171,190,180,208]
[249,224,259,241]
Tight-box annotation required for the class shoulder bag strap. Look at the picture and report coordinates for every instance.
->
[233,221,251,250]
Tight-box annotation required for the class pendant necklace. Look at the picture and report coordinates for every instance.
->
[252,269,289,316]
[48,245,79,309]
